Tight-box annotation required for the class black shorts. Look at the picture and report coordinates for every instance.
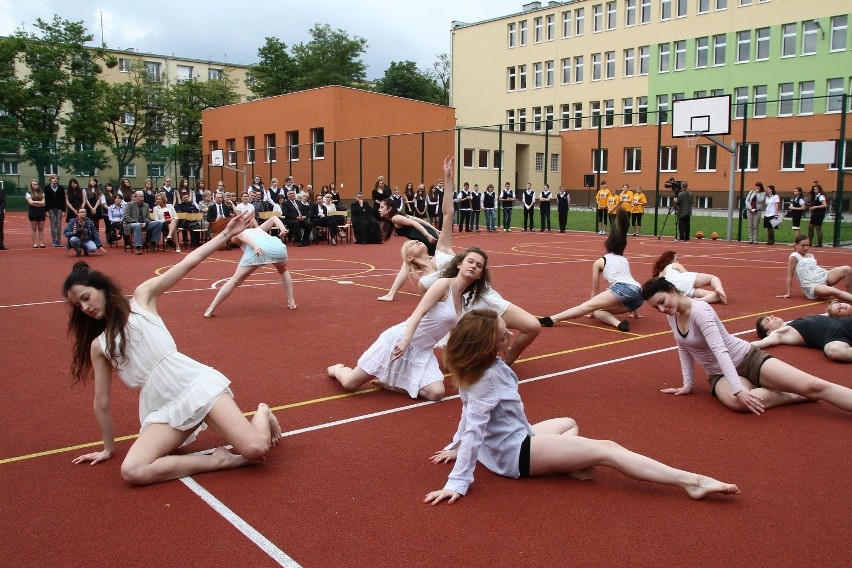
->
[708,346,772,396]
[518,435,531,478]
[596,209,608,223]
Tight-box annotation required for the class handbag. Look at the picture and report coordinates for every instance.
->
[741,209,748,219]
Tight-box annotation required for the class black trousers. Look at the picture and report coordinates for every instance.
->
[678,215,691,241]
[558,208,568,231]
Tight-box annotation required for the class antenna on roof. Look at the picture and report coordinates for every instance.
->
[100,11,105,48]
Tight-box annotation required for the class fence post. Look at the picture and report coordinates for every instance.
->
[498,124,503,227]
[736,108,749,242]
[652,115,662,236]
[833,93,848,247]
[420,131,425,184]
[543,128,549,188]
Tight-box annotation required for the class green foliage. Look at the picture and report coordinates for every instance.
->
[247,37,297,98]
[374,61,441,104]
[430,53,450,106]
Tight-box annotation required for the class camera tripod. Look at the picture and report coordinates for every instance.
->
[658,205,679,240]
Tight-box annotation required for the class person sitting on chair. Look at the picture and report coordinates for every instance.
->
[310,194,341,245]
[281,188,312,247]
[122,191,163,255]
[106,195,125,245]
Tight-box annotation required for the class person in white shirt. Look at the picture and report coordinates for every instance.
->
[763,184,781,245]
[424,309,741,505]
[106,195,126,244]
[153,193,180,252]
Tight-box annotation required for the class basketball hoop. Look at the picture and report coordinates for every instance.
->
[683,130,705,148]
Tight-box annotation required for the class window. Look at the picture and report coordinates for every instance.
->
[676,0,687,17]
[463,148,474,168]
[121,112,135,125]
[713,34,726,65]
[545,60,555,86]
[737,142,759,170]
[263,134,276,163]
[508,67,516,91]
[493,150,503,169]
[562,11,572,38]
[518,109,527,132]
[606,2,617,30]
[694,90,707,98]
[560,104,571,130]
[311,128,324,159]
[657,94,669,123]
[605,51,616,78]
[639,46,650,74]
[43,163,59,176]
[625,0,636,26]
[640,0,651,24]
[781,141,804,170]
[176,64,194,82]
[696,37,709,67]
[697,145,717,171]
[573,103,584,129]
[739,0,752,5]
[829,140,852,170]
[287,131,299,161]
[0,161,19,175]
[799,81,815,115]
[534,17,543,43]
[827,78,844,112]
[591,101,601,127]
[147,164,165,177]
[245,136,255,164]
[519,65,527,89]
[534,62,543,88]
[479,149,489,168]
[533,107,542,131]
[781,23,796,57]
[245,73,255,87]
[734,87,748,119]
[755,28,770,60]
[545,105,554,131]
[508,22,517,47]
[535,152,545,172]
[716,0,728,9]
[575,7,585,35]
[546,15,555,41]
[624,48,635,76]
[660,146,677,171]
[698,0,710,14]
[659,43,670,72]
[637,96,648,125]
[753,85,767,117]
[779,83,794,116]
[802,20,818,55]
[593,148,609,173]
[520,20,528,45]
[604,99,615,127]
[831,16,848,52]
[661,0,671,20]
[695,196,713,209]
[622,97,634,125]
[625,148,641,171]
[561,58,571,84]
[145,61,161,81]
[119,58,132,72]
[574,55,584,82]
[507,109,516,131]
[593,4,603,32]
[592,53,602,80]
[226,138,236,165]
[551,153,560,172]
[208,68,223,81]
[737,31,751,63]
[674,40,686,70]
[124,164,137,177]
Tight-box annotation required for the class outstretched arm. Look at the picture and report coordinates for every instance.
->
[436,156,456,254]
[392,279,450,360]
[394,214,435,241]
[778,256,798,298]
[752,326,802,349]
[72,340,115,466]
[134,211,254,312]
[378,261,412,301]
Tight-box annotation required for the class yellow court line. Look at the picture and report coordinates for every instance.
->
[0,301,823,466]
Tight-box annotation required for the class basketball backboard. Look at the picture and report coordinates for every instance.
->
[211,149,224,167]
[672,94,731,138]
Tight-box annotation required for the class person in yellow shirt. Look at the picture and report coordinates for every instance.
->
[619,184,634,211]
[631,186,647,236]
[606,192,620,228]
[595,181,612,235]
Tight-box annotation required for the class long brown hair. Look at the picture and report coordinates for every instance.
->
[62,262,131,384]
[651,250,677,278]
[444,309,501,388]
[441,246,491,306]
[604,206,630,255]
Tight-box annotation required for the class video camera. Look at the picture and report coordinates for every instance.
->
[664,177,685,195]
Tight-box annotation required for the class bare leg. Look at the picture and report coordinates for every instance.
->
[204,265,257,317]
[549,290,623,323]
[501,304,541,365]
[714,376,809,413]
[758,358,852,410]
[273,262,296,309]
[418,381,446,401]
[591,308,629,330]
[30,220,38,247]
[378,261,410,301]
[692,289,721,304]
[812,284,852,303]
[825,266,852,294]
[824,341,852,363]
[328,363,373,391]
[529,435,739,499]
[693,273,727,304]
[531,418,596,479]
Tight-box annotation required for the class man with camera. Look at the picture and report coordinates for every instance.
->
[673,181,693,241]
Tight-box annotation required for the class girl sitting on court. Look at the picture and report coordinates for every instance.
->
[779,235,852,303]
[651,250,728,304]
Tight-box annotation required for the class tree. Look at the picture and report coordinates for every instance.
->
[247,37,297,98]
[430,53,451,106]
[292,24,368,90]
[374,61,441,104]
[164,73,240,180]
[0,16,98,186]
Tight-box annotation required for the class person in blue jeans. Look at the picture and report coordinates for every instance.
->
[123,190,164,254]
[65,208,102,256]
[500,182,515,232]
[483,184,497,232]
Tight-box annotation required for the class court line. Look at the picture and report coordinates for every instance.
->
[181,477,302,567]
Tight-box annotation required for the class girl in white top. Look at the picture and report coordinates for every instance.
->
[641,277,852,415]
[424,309,741,505]
[153,193,180,252]
[763,184,781,245]
[780,235,852,302]
[539,207,640,332]
[376,156,541,365]
[651,250,727,304]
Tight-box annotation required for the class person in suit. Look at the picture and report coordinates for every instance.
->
[556,186,570,233]
[351,191,382,244]
[281,188,312,247]
[123,190,164,254]
[309,194,342,245]
[43,174,66,247]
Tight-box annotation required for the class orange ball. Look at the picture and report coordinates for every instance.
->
[695,231,704,239]
[710,232,719,240]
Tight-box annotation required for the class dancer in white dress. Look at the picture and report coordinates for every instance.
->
[63,211,282,486]
[328,247,491,400]
[377,156,540,365]
[650,250,727,304]
[204,215,296,317]
[780,235,852,302]
[424,309,741,505]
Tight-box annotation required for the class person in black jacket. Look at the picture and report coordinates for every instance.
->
[281,188,312,246]
[0,181,7,249]
[309,194,342,245]
[43,174,66,247]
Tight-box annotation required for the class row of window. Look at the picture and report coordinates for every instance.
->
[460,148,560,173]
[0,161,162,178]
[210,129,326,166]
[118,58,225,82]
[507,17,849,91]
[507,0,773,48]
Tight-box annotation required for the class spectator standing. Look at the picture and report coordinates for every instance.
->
[595,181,612,235]
[458,182,472,232]
[675,183,693,242]
[631,187,647,236]
[483,184,497,232]
[557,186,570,233]
[539,184,552,232]
[0,180,6,250]
[471,183,482,232]
[65,178,84,223]
[763,185,780,245]
[788,186,807,240]
[745,182,767,244]
[43,174,66,247]
[807,183,827,247]
[521,183,536,232]
[500,182,515,232]
[25,179,47,248]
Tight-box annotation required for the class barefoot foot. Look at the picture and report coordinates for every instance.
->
[716,288,728,304]
[258,403,282,446]
[288,301,297,310]
[377,294,395,302]
[686,476,741,500]
[203,309,215,318]
[212,446,251,469]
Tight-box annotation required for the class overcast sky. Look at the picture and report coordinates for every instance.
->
[0,0,528,79]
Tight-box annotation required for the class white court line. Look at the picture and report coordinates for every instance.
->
[181,477,302,567]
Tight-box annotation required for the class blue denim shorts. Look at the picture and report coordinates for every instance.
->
[609,282,643,311]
